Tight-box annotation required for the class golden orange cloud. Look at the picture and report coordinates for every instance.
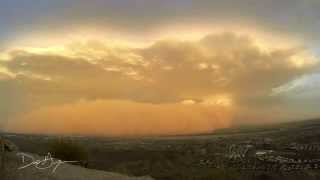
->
[1,30,319,136]
[6,100,233,137]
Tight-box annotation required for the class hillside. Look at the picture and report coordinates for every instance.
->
[1,151,154,180]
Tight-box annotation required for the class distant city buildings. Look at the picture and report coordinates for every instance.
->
[198,138,320,173]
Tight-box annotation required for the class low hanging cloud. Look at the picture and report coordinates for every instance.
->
[1,32,319,136]
[6,100,232,136]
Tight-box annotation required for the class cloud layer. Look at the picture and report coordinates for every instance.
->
[1,32,319,135]
[6,100,232,136]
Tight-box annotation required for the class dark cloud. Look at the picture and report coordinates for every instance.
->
[1,0,320,47]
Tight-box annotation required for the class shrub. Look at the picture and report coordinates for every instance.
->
[49,138,88,167]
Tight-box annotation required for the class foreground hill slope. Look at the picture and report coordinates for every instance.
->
[1,151,154,180]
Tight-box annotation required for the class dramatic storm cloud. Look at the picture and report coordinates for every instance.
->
[0,0,320,136]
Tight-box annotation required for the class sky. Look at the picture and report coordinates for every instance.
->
[0,0,320,136]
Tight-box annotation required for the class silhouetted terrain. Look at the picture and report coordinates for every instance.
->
[2,119,320,180]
